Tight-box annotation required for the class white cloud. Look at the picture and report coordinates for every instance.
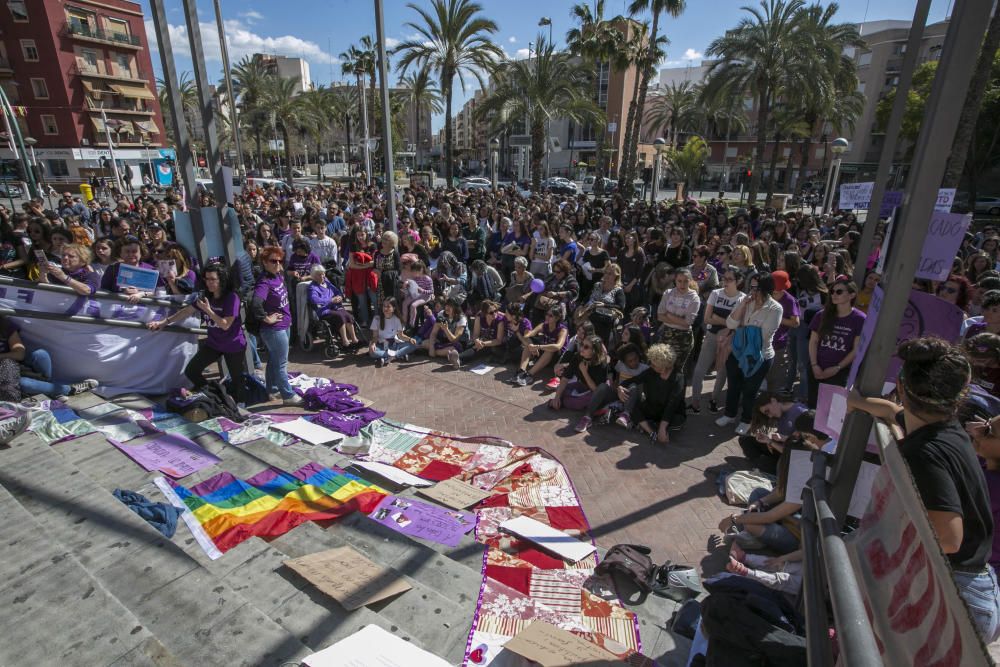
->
[508,36,517,43]
[145,18,338,69]
[386,37,401,48]
[515,48,530,60]
[683,48,703,61]
[660,47,705,68]
[239,10,263,23]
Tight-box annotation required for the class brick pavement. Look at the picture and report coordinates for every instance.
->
[287,347,741,573]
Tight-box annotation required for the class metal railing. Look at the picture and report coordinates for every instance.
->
[65,21,141,47]
[73,63,148,81]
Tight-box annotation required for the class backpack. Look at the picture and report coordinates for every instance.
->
[593,544,658,593]
[225,372,270,407]
[731,324,764,377]
[166,380,245,422]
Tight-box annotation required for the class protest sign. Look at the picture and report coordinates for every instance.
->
[369,495,475,547]
[503,622,625,666]
[419,477,493,509]
[915,211,971,281]
[108,433,221,479]
[880,190,903,218]
[839,182,874,210]
[841,183,956,213]
[284,546,411,610]
[115,264,160,292]
[303,625,451,667]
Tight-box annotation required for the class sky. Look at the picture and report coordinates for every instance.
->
[140,0,956,132]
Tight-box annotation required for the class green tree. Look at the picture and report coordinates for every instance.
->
[398,67,444,170]
[156,71,199,154]
[664,134,708,193]
[694,81,748,188]
[340,36,378,137]
[616,22,667,187]
[704,0,810,204]
[261,76,315,185]
[648,80,698,148]
[477,34,604,191]
[566,0,624,185]
[230,55,273,170]
[620,0,687,198]
[875,61,937,149]
[394,0,504,183]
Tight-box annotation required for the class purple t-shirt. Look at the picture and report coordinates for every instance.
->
[507,316,533,341]
[286,252,321,276]
[57,267,100,295]
[810,307,866,369]
[478,312,507,342]
[773,291,801,350]
[253,274,291,330]
[537,321,568,350]
[204,291,246,353]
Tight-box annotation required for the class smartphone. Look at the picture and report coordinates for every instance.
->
[34,249,47,265]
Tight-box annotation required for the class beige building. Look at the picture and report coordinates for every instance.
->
[254,53,312,94]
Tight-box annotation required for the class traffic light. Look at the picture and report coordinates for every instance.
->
[746,169,752,179]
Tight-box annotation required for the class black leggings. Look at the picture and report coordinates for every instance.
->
[184,341,247,403]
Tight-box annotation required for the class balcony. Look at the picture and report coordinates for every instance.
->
[73,63,148,83]
[65,22,141,49]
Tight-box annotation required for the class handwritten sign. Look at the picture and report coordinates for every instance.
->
[418,477,493,509]
[108,433,221,479]
[283,546,411,610]
[915,211,970,281]
[839,182,874,210]
[839,182,956,213]
[369,495,475,547]
[503,622,625,667]
[116,264,160,292]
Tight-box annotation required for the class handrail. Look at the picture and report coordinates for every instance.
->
[0,274,187,309]
[0,306,204,335]
[65,21,141,46]
[801,450,881,667]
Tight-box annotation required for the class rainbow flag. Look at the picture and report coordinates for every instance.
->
[168,462,386,553]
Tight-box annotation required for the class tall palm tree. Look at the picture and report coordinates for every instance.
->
[648,80,698,148]
[261,76,315,185]
[328,86,358,164]
[157,72,199,152]
[299,86,334,167]
[230,55,273,170]
[566,0,624,185]
[399,67,443,170]
[696,81,748,189]
[616,22,666,186]
[340,37,378,136]
[704,0,809,204]
[477,34,604,191]
[394,0,504,183]
[620,0,687,198]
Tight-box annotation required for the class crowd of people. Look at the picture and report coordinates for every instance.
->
[5,176,1000,651]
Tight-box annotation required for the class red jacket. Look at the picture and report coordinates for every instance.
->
[344,251,378,297]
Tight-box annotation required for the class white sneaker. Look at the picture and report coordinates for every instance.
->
[735,422,752,436]
[283,394,303,406]
[715,415,736,428]
[447,348,461,368]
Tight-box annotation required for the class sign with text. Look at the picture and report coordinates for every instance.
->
[418,477,493,509]
[115,264,160,292]
[503,622,625,666]
[915,211,971,280]
[284,546,411,610]
[839,182,957,213]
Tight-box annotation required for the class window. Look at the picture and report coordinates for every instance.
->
[47,159,69,177]
[782,147,791,158]
[725,147,738,159]
[20,39,38,61]
[858,51,872,67]
[114,53,132,77]
[743,97,754,111]
[815,146,826,159]
[80,48,101,73]
[843,46,856,59]
[857,81,866,95]
[30,78,48,99]
[41,114,58,135]
[7,0,27,22]
[67,7,94,32]
[105,17,130,40]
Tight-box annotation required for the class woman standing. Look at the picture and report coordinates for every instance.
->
[578,232,609,303]
[100,235,155,303]
[807,277,865,408]
[656,268,701,372]
[374,230,401,306]
[251,247,300,405]
[789,265,828,400]
[717,272,783,435]
[850,338,1000,643]
[529,222,555,277]
[664,228,692,270]
[148,264,247,405]
[690,266,744,413]
[619,230,646,313]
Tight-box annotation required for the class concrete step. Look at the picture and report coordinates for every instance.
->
[0,430,312,667]
[0,482,182,667]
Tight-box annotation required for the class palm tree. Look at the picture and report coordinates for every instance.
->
[696,82,748,189]
[664,135,709,194]
[704,0,810,204]
[394,0,504,183]
[477,34,604,191]
[328,86,358,165]
[261,76,315,185]
[620,0,687,198]
[566,0,624,185]
[340,37,378,136]
[157,72,199,152]
[616,22,666,186]
[299,86,334,168]
[399,67,443,170]
[230,55,273,170]
[648,81,698,148]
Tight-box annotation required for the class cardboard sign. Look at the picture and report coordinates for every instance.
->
[115,264,160,291]
[418,477,493,509]
[500,515,597,562]
[283,546,411,610]
[503,622,625,667]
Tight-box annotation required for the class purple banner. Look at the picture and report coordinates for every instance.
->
[879,190,903,218]
[846,286,965,388]
[369,495,475,547]
[108,433,221,479]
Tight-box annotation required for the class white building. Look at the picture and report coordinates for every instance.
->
[254,54,311,94]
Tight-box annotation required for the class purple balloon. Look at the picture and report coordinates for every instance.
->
[530,278,545,294]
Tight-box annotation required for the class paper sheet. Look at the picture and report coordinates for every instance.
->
[502,621,625,666]
[284,546,412,610]
[785,448,880,518]
[369,495,475,547]
[469,363,494,375]
[108,434,221,479]
[302,624,451,667]
[351,460,436,487]
[500,515,596,562]
[418,477,493,509]
[272,418,343,445]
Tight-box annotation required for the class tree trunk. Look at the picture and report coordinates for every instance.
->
[795,134,812,197]
[765,131,781,204]
[618,67,642,183]
[282,126,294,186]
[254,130,263,171]
[967,140,978,214]
[345,114,353,170]
[621,10,660,199]
[748,88,769,204]
[783,140,795,192]
[414,104,421,170]
[530,119,545,191]
[943,7,1000,187]
[444,71,454,183]
[594,58,608,187]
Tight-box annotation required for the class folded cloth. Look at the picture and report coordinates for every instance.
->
[113,488,184,538]
[312,407,385,437]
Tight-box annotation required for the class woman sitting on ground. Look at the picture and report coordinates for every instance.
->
[514,306,568,386]
[0,315,97,399]
[423,297,468,364]
[577,342,648,432]
[739,393,810,474]
[454,300,507,367]
[148,264,247,405]
[548,334,609,420]
[613,343,686,444]
[307,264,360,350]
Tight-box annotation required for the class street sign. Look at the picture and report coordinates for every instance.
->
[268,139,284,151]
[607,122,617,133]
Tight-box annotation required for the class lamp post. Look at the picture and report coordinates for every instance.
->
[538,16,552,46]
[651,138,666,205]
[141,138,154,189]
[822,137,849,213]
[490,137,500,191]
[23,137,52,209]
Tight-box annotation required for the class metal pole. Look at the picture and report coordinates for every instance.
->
[650,155,658,206]
[374,0,397,231]
[853,0,931,285]
[359,72,372,186]
[0,88,38,198]
[99,106,125,194]
[213,0,244,180]
[829,0,994,520]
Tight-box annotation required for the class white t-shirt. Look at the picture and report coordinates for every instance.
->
[706,288,745,333]
[370,315,404,344]
[309,236,339,263]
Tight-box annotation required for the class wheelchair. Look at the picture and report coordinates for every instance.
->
[295,280,364,358]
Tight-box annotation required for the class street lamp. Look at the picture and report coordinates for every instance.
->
[538,17,552,46]
[822,137,849,213]
[490,137,500,191]
[141,138,154,189]
[23,136,53,208]
[651,138,666,205]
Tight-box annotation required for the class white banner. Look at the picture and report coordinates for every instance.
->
[0,282,199,396]
[839,182,957,213]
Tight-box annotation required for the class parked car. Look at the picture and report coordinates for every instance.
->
[0,183,24,198]
[541,177,578,195]
[579,175,596,194]
[459,177,492,191]
[975,197,1000,216]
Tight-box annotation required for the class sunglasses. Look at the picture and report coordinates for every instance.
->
[831,288,850,295]
[938,286,959,294]
[263,258,281,264]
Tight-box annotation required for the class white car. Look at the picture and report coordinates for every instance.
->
[459,177,492,191]
[579,176,596,194]
[975,197,1000,216]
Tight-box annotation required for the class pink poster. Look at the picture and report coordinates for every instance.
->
[108,433,221,479]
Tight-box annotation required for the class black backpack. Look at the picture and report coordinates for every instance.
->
[593,544,658,593]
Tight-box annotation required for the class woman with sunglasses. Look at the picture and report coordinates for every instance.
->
[850,338,1000,643]
[936,274,972,313]
[717,272,783,435]
[691,266,745,413]
[251,246,300,405]
[547,334,609,419]
[806,277,865,408]
[38,243,99,296]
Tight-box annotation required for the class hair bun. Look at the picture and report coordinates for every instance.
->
[897,337,952,363]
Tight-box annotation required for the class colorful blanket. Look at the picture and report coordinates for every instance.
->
[167,462,386,553]
[341,419,654,667]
